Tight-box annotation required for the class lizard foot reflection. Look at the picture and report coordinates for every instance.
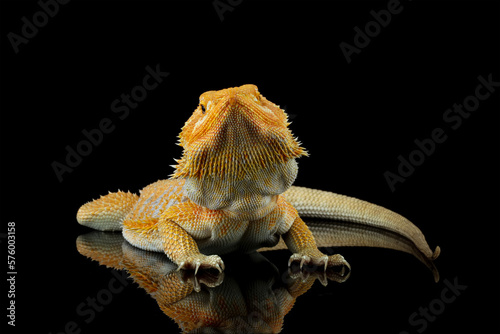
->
[176,269,224,293]
[288,253,351,285]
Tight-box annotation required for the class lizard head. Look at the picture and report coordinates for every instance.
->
[171,84,307,180]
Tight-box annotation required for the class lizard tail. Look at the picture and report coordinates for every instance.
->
[77,191,139,231]
[283,186,440,261]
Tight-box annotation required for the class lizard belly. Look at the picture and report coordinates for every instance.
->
[178,195,296,255]
[194,217,281,255]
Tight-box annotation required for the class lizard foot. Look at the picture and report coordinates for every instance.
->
[288,252,351,285]
[288,252,350,272]
[177,254,225,275]
[288,267,350,285]
[176,269,224,292]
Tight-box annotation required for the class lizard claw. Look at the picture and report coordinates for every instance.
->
[288,252,350,274]
[288,252,351,284]
[300,255,312,270]
[176,254,225,274]
[327,254,351,272]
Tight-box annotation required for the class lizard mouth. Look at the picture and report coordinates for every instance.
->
[171,84,307,179]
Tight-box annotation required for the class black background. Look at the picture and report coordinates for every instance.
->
[1,1,499,333]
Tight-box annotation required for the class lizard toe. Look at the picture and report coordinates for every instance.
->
[328,254,351,272]
[288,252,329,271]
[289,251,350,275]
[176,254,225,274]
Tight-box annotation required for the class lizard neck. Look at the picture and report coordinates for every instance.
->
[183,159,298,220]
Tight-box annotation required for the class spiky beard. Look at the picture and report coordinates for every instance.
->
[171,92,307,180]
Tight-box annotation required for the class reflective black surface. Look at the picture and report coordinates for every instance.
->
[2,1,499,333]
[76,231,352,333]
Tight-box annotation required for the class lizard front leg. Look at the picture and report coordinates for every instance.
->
[283,215,350,271]
[157,216,225,274]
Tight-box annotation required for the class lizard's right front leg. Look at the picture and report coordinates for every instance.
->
[157,217,225,274]
[123,211,225,274]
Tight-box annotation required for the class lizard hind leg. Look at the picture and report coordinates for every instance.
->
[77,191,139,231]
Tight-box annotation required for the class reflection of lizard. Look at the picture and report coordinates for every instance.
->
[77,84,439,275]
[77,232,347,333]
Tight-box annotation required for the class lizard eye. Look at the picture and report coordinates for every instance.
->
[200,104,206,113]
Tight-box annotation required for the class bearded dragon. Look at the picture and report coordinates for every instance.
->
[77,84,440,276]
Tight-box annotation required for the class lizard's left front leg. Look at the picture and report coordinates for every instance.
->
[283,215,350,271]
